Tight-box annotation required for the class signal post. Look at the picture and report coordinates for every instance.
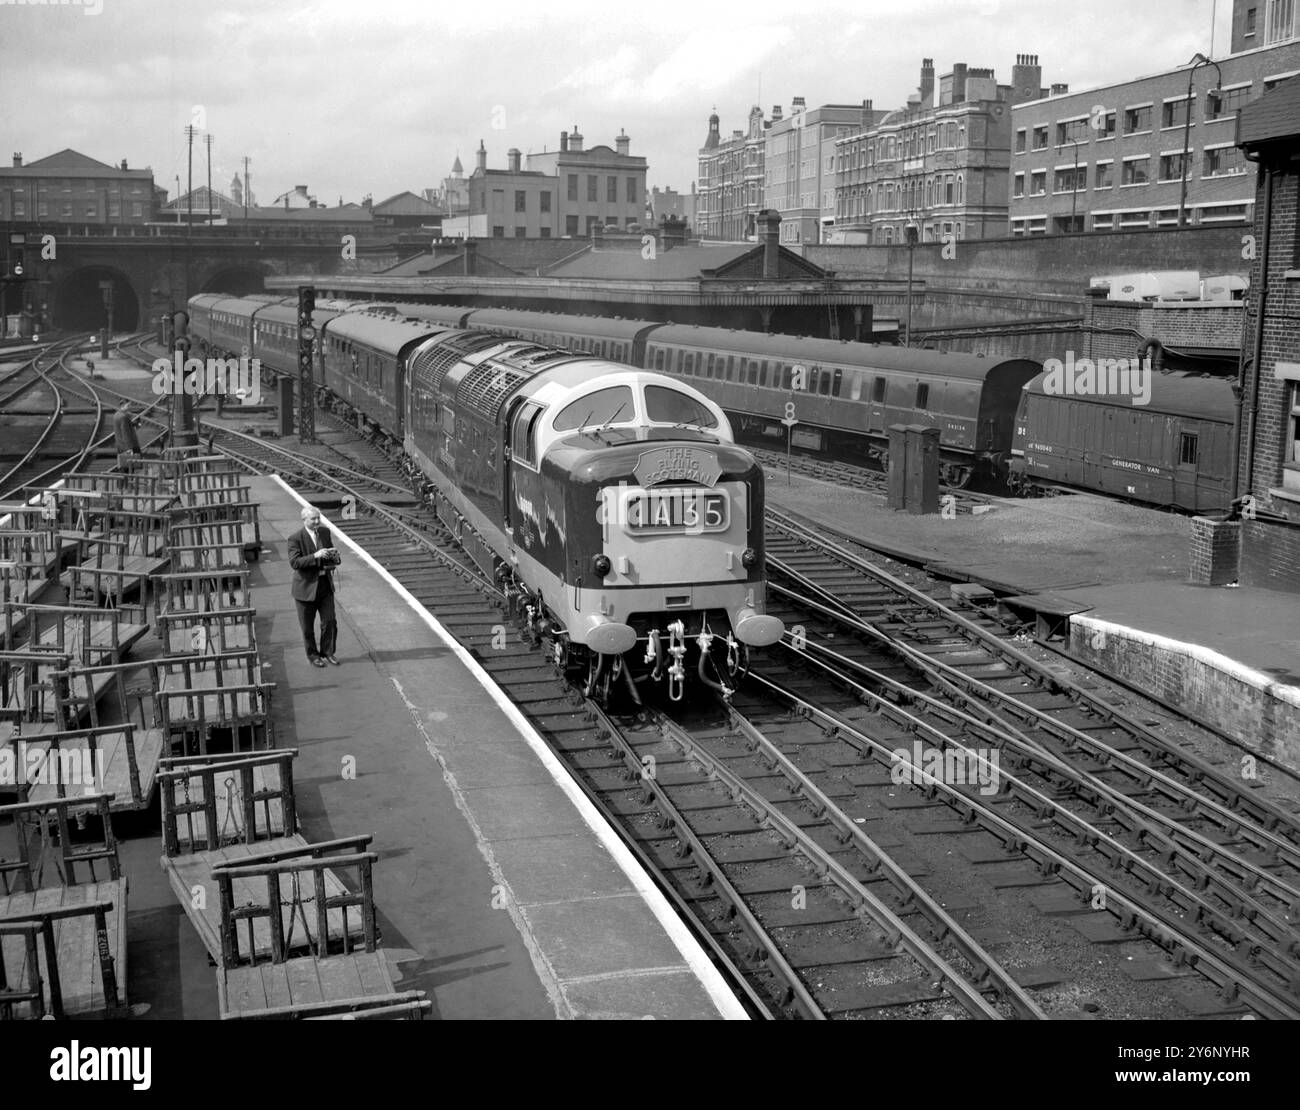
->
[297,285,316,444]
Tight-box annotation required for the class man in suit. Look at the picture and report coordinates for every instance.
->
[289,505,340,667]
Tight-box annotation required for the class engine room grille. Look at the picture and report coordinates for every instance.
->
[411,330,505,394]
[457,361,533,423]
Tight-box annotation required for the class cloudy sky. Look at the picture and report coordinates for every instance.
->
[2,0,1232,207]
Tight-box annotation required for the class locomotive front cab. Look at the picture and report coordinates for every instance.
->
[505,368,782,697]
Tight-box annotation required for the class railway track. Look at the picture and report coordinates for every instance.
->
[760,506,1300,1017]
[160,385,1298,1018]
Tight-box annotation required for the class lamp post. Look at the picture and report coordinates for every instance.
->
[904,220,917,347]
[1178,52,1223,228]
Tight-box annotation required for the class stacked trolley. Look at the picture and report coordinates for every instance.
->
[0,447,428,1020]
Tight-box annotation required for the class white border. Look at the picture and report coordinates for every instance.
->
[270,475,748,1020]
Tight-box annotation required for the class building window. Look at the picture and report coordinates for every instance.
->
[1032,125,1048,150]
[1207,85,1251,119]
[38,201,47,217]
[514,226,525,237]
[1159,153,1187,182]
[1287,382,1300,486]
[1094,111,1116,138]
[1054,214,1084,233]
[1245,5,1258,35]
[607,176,617,202]
[540,191,551,213]
[515,190,526,212]
[85,203,96,217]
[586,215,599,235]
[1092,213,1114,230]
[1161,99,1191,129]
[1265,0,1298,43]
[1027,217,1048,235]
[1013,173,1025,198]
[540,227,551,238]
[587,175,597,202]
[1118,210,1151,227]
[627,177,637,204]
[1199,202,1250,222]
[1030,171,1047,195]
[1204,146,1246,176]
[1011,219,1025,236]
[1124,105,1152,134]
[567,174,578,201]
[1095,162,1113,189]
[1056,119,1088,144]
[1054,167,1084,192]
[1122,157,1150,185]
[13,200,24,217]
[62,202,73,217]
[565,214,578,236]
[493,225,505,237]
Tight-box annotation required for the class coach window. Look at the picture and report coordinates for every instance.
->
[916,382,930,409]
[724,356,735,381]
[781,364,793,390]
[654,348,666,371]
[760,361,771,387]
[1179,431,1199,466]
[748,360,759,385]
[832,368,843,397]
[809,366,820,393]
[872,377,886,403]
[706,353,716,379]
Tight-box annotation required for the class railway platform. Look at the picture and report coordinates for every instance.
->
[764,470,1300,774]
[225,474,744,1020]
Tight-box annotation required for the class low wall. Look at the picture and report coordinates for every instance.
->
[1069,614,1300,773]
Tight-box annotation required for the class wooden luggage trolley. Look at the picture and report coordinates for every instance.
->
[0,794,126,1018]
[152,569,257,655]
[158,751,429,1020]
[146,650,275,756]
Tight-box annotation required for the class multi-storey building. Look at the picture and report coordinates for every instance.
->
[525,127,648,238]
[648,184,696,229]
[765,99,879,244]
[1008,0,1300,234]
[696,106,767,241]
[446,129,647,239]
[0,149,161,224]
[833,57,1045,244]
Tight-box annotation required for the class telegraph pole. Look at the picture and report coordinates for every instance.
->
[205,133,213,224]
[173,310,197,448]
[184,125,196,299]
[243,156,250,225]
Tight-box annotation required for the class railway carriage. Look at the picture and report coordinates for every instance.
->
[1008,371,1235,512]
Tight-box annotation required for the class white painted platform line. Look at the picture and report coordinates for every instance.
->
[271,475,748,1020]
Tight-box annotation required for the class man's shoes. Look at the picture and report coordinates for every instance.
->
[325,655,341,666]
[310,656,326,668]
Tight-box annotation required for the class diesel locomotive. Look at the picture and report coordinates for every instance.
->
[188,294,784,703]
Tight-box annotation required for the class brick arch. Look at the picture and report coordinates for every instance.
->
[49,263,142,331]
[199,265,267,296]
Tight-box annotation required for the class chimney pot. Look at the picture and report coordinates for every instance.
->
[560,131,569,152]
[508,148,521,172]
[12,153,21,168]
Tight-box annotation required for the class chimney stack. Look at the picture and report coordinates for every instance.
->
[1051,82,1069,95]
[616,128,630,155]
[791,96,806,113]
[1010,53,1043,104]
[120,159,128,171]
[476,140,487,172]
[12,153,21,168]
[760,209,781,278]
[920,58,935,105]
[560,130,569,152]
[771,105,783,121]
[569,125,583,152]
[507,148,521,172]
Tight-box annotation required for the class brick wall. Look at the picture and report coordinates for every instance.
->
[1241,518,1300,588]
[1085,299,1244,362]
[1071,615,1300,772]
[1188,517,1241,584]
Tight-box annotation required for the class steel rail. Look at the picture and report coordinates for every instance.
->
[647,709,1007,1019]
[765,506,1300,855]
[743,663,1300,1018]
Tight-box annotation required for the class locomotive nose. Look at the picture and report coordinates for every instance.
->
[733,608,784,647]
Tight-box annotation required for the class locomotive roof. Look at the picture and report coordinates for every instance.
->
[469,308,655,341]
[645,325,1028,382]
[324,311,445,349]
[1022,370,1235,421]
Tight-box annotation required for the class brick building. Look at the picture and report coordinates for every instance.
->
[765,99,878,245]
[696,106,768,241]
[834,58,1041,244]
[1233,74,1300,591]
[1008,1,1300,235]
[0,149,162,225]
[525,127,648,238]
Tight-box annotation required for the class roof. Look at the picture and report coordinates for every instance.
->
[646,324,1030,382]
[545,244,754,280]
[372,191,440,216]
[1022,369,1235,420]
[1236,74,1300,150]
[324,312,443,351]
[469,308,654,341]
[3,148,152,178]
[237,205,374,223]
[381,250,520,277]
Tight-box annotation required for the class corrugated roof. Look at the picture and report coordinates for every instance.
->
[1236,74,1300,149]
[546,244,754,280]
[373,191,440,216]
